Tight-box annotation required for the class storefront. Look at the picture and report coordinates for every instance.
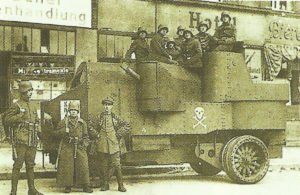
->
[0,0,98,114]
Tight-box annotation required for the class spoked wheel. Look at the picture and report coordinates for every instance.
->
[222,135,269,184]
[190,160,221,176]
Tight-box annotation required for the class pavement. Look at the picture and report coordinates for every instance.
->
[0,144,299,181]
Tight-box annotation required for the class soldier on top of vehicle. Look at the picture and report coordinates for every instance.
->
[195,20,214,53]
[53,101,93,194]
[174,25,185,50]
[125,27,150,62]
[4,80,43,195]
[213,11,237,51]
[166,39,181,63]
[181,29,203,67]
[149,24,178,64]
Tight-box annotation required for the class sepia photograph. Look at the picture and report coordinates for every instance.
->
[0,0,300,194]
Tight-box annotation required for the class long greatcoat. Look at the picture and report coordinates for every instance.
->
[54,116,90,187]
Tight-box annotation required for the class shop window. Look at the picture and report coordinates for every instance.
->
[49,30,75,55]
[271,0,291,11]
[0,26,12,51]
[245,49,263,81]
[41,29,50,53]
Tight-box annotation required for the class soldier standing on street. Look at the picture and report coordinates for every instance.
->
[181,29,203,67]
[125,27,150,62]
[195,20,214,53]
[89,97,131,192]
[149,24,178,64]
[174,25,185,50]
[5,80,43,195]
[213,11,237,51]
[54,101,93,193]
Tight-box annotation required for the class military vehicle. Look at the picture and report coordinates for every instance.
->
[41,51,288,184]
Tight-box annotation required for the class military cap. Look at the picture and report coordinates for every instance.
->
[176,25,185,35]
[221,11,231,21]
[197,20,211,31]
[157,24,169,33]
[18,80,33,93]
[68,101,80,111]
[137,27,148,35]
[102,97,114,105]
[183,29,194,37]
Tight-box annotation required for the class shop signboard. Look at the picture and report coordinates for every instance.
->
[0,0,92,28]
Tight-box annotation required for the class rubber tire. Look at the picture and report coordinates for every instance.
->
[222,135,269,184]
[190,160,221,176]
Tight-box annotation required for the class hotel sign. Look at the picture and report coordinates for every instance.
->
[0,0,92,28]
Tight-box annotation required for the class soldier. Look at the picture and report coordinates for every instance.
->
[4,80,43,195]
[89,97,131,192]
[166,40,181,63]
[181,29,203,67]
[174,25,185,50]
[213,11,236,51]
[54,101,93,193]
[149,24,178,64]
[125,27,150,62]
[195,20,214,53]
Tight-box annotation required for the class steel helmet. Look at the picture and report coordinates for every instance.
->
[18,80,33,93]
[157,24,169,33]
[68,101,80,111]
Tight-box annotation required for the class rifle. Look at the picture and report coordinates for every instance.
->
[10,127,16,161]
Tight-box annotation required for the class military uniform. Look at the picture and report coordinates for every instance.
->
[4,81,43,195]
[55,117,91,187]
[213,12,237,51]
[54,101,92,193]
[125,38,150,62]
[174,25,185,50]
[166,40,181,62]
[196,32,213,53]
[149,33,171,63]
[125,27,150,62]
[89,98,130,192]
[181,30,203,67]
[174,36,185,50]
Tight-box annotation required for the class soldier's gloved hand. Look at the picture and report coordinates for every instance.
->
[20,108,26,113]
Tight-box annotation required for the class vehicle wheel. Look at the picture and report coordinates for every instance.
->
[222,135,269,184]
[190,160,221,176]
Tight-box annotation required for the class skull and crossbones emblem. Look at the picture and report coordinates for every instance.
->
[193,107,207,129]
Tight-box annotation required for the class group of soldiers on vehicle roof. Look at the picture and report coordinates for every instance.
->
[125,11,237,66]
[4,81,131,194]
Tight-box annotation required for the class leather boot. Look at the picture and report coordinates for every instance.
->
[83,184,93,193]
[116,167,126,192]
[10,168,20,195]
[64,187,71,193]
[27,168,43,195]
[100,167,109,191]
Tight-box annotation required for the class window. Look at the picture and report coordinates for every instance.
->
[245,49,263,81]
[0,25,75,55]
[41,29,50,53]
[271,0,291,11]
